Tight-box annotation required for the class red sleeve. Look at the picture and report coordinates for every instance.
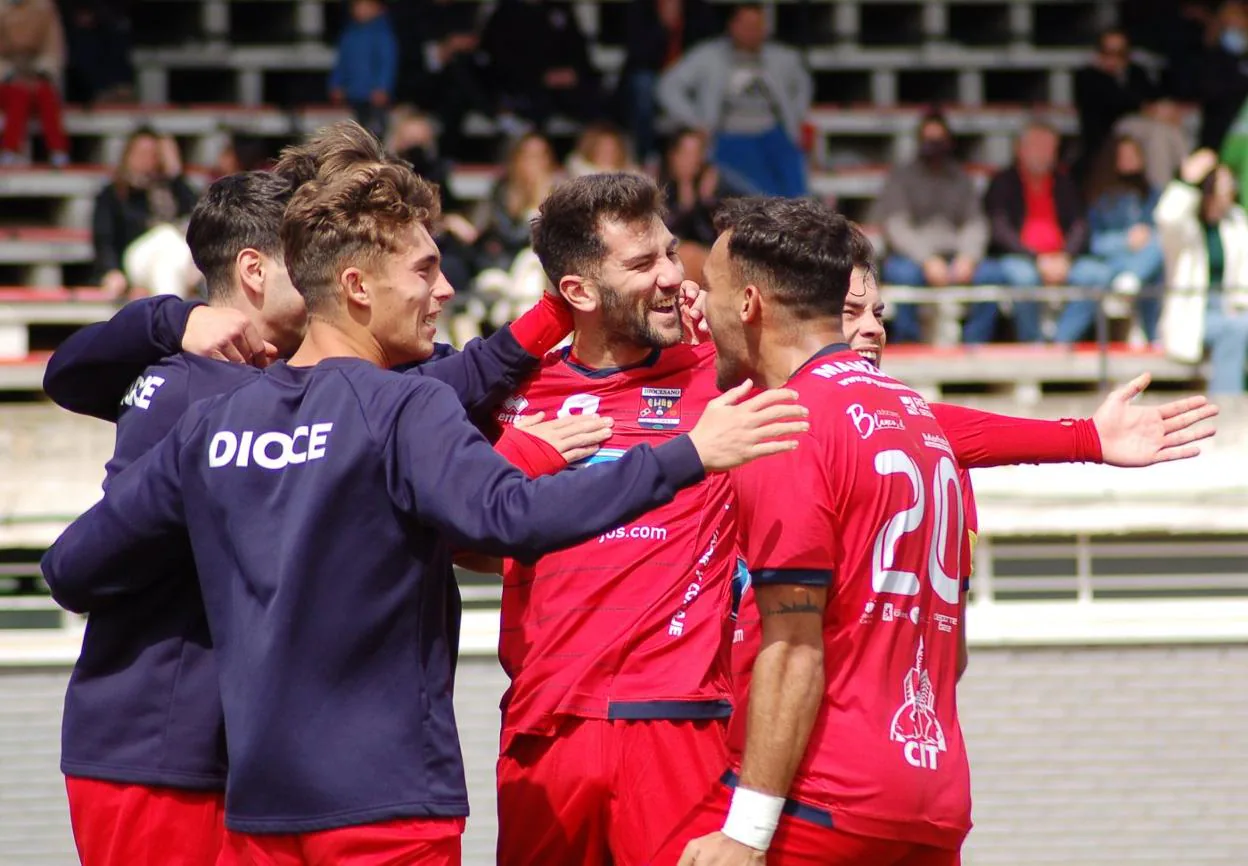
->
[506,294,574,356]
[731,437,839,587]
[958,468,977,591]
[931,403,1103,468]
[493,426,567,478]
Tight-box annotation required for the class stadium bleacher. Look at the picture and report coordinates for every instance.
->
[0,3,1245,865]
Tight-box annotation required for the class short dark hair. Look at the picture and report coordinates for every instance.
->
[186,171,294,302]
[530,172,667,286]
[713,197,873,319]
[281,161,441,312]
[272,120,402,188]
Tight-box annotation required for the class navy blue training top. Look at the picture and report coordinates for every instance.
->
[49,297,542,791]
[43,358,704,833]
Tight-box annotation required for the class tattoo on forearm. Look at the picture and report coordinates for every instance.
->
[760,590,821,616]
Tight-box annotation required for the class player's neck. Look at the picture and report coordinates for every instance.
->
[214,291,281,358]
[569,331,654,371]
[288,317,387,369]
[757,325,848,388]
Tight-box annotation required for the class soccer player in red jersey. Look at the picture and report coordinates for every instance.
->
[492,174,739,866]
[492,175,1218,866]
[655,199,1218,866]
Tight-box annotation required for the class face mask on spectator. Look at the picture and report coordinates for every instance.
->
[1222,28,1248,55]
[1117,170,1147,186]
[918,139,952,162]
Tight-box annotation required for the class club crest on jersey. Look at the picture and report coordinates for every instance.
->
[889,639,946,771]
[638,387,682,429]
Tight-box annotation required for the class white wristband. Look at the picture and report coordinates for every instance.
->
[721,786,785,852]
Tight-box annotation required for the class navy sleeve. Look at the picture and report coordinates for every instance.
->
[42,407,199,613]
[43,296,203,422]
[384,380,705,563]
[396,325,538,418]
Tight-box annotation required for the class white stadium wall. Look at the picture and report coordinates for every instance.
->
[3,646,1248,866]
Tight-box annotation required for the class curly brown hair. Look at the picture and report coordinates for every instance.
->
[273,120,407,188]
[281,161,441,311]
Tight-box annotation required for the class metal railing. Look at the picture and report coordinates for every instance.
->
[2,532,1245,641]
[879,283,1182,393]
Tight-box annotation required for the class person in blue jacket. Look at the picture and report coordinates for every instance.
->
[329,0,399,140]
[42,158,807,862]
[41,122,592,866]
[1076,134,1167,344]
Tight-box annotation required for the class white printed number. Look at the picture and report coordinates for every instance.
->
[871,450,963,605]
[557,393,601,418]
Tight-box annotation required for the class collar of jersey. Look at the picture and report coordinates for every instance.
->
[560,346,663,379]
[789,342,853,381]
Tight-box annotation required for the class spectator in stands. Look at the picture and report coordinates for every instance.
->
[468,132,562,336]
[388,109,478,296]
[976,121,1111,345]
[617,0,717,163]
[474,133,560,273]
[329,0,398,141]
[1074,28,1156,183]
[870,112,995,344]
[566,122,639,178]
[479,0,602,133]
[656,4,811,197]
[1155,147,1248,393]
[92,128,199,298]
[1193,1,1248,150]
[1075,135,1166,344]
[389,0,490,159]
[63,0,134,104]
[0,0,69,167]
[211,133,273,178]
[658,127,754,282]
[1115,96,1192,190]
[1155,0,1218,102]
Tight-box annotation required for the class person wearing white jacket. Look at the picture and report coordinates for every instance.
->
[1155,148,1248,394]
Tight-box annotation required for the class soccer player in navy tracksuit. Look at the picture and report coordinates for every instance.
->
[41,169,583,866]
[41,160,806,865]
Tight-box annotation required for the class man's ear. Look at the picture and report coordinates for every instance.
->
[236,249,265,303]
[559,274,598,314]
[741,283,762,324]
[340,267,370,309]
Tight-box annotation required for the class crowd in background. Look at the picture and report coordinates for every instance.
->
[2,0,1248,391]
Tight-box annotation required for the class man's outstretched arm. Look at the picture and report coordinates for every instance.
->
[934,374,1217,469]
[43,297,271,421]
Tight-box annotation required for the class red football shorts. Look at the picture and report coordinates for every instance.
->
[222,816,464,866]
[650,781,962,866]
[65,776,227,866]
[496,717,729,866]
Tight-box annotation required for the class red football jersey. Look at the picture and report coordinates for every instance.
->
[728,347,973,849]
[496,343,737,745]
